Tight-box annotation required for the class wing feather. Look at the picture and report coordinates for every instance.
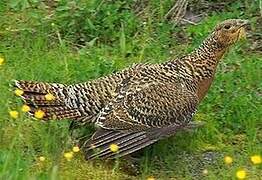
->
[96,82,198,131]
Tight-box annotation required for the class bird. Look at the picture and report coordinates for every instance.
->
[14,19,249,160]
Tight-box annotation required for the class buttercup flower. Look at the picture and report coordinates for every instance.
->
[34,110,45,119]
[39,156,45,162]
[224,156,233,164]
[250,155,261,165]
[72,146,80,153]
[109,144,119,153]
[14,89,24,96]
[45,93,55,101]
[147,176,155,180]
[0,57,4,65]
[64,152,73,161]
[21,105,30,112]
[9,110,19,119]
[202,169,208,175]
[236,169,247,179]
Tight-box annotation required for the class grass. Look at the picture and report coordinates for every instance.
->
[0,0,261,179]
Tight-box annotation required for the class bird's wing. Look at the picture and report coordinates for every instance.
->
[83,128,159,159]
[83,81,199,159]
[84,123,195,159]
[96,81,198,131]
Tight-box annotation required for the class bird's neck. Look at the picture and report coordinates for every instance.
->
[184,33,228,101]
[188,33,227,80]
[165,33,228,81]
[164,33,229,100]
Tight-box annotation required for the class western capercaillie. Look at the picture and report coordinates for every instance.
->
[14,19,249,160]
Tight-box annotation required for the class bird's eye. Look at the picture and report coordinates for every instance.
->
[224,25,231,30]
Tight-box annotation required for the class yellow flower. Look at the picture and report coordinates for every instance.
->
[72,146,80,153]
[34,110,45,119]
[202,169,208,175]
[14,89,24,96]
[236,169,247,179]
[9,110,19,119]
[109,144,119,153]
[45,93,55,101]
[147,176,155,180]
[64,152,73,161]
[21,105,30,112]
[250,155,261,165]
[0,57,4,65]
[224,156,233,164]
[39,156,45,162]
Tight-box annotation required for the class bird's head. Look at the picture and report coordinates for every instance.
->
[212,19,249,48]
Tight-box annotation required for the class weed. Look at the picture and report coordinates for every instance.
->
[0,0,261,179]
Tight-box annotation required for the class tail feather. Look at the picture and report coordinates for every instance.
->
[14,80,82,120]
[31,107,82,120]
[84,129,158,160]
[14,80,65,94]
[21,93,64,106]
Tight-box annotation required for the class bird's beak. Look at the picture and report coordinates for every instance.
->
[236,20,249,40]
[238,20,249,28]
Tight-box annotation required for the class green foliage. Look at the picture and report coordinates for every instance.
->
[52,0,139,44]
[6,0,43,11]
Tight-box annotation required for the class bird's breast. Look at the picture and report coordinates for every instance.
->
[196,76,214,101]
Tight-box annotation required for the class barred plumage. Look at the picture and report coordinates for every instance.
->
[14,19,249,159]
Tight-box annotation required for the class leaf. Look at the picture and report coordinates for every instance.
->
[20,0,30,10]
[8,0,31,10]
[8,0,20,9]
[86,18,96,30]
[119,23,126,57]
[56,5,71,11]
[86,37,98,47]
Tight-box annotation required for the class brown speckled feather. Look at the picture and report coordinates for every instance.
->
[96,82,198,130]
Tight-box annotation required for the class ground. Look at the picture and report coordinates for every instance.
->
[0,0,261,179]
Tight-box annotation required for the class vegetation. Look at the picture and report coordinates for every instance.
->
[0,0,261,179]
